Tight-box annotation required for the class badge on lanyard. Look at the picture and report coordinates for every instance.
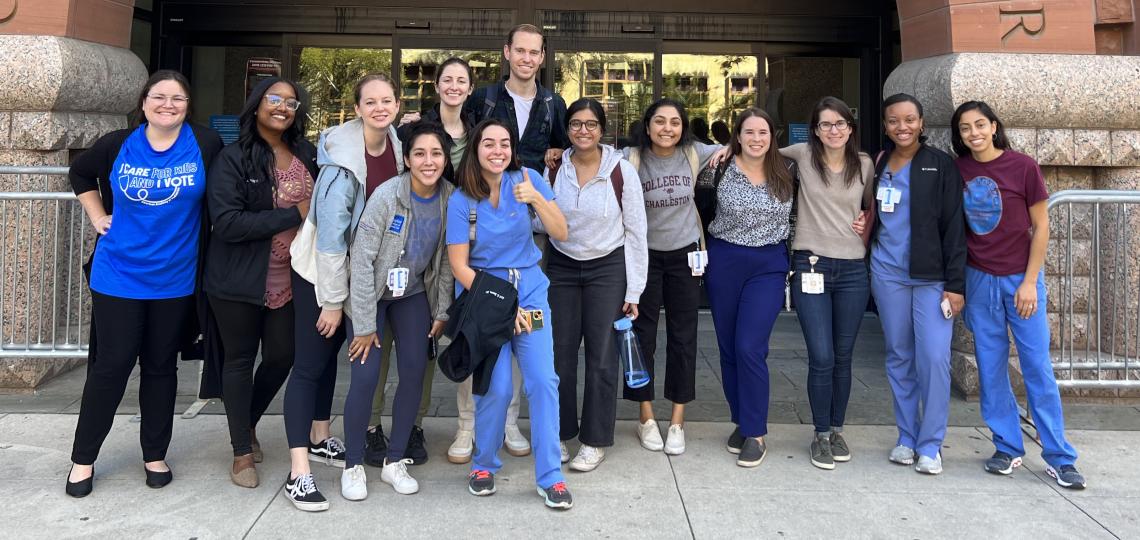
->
[877,186,901,213]
[687,250,708,277]
[387,267,409,297]
[801,255,824,294]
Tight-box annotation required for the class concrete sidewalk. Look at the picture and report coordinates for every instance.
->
[1,414,1137,539]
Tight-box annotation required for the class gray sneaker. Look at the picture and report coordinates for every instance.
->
[984,451,1022,475]
[889,445,915,466]
[810,435,835,470]
[1046,464,1086,490]
[829,431,851,462]
[915,453,943,475]
[737,438,767,468]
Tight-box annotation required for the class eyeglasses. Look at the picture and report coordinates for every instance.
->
[817,120,850,132]
[264,94,302,111]
[569,120,600,132]
[146,94,190,106]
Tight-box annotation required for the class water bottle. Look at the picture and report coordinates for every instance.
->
[614,316,649,389]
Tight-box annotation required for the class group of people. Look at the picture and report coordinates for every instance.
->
[62,23,1086,513]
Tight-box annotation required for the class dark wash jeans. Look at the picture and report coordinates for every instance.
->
[791,251,870,434]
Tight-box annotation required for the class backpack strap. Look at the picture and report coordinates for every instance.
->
[467,204,477,244]
[610,163,624,212]
[483,84,500,120]
[684,145,700,182]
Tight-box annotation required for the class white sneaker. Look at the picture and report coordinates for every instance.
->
[569,445,605,472]
[448,429,474,464]
[889,445,916,466]
[559,441,570,464]
[664,424,686,455]
[504,424,531,457]
[340,465,367,501]
[381,458,420,494]
[915,453,943,475]
[637,419,664,452]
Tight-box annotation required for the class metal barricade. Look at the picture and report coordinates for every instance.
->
[1049,190,1140,389]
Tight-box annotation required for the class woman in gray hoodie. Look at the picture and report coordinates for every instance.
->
[543,99,647,472]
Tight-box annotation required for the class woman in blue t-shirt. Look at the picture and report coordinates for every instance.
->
[951,101,1083,489]
[445,118,574,510]
[65,70,223,498]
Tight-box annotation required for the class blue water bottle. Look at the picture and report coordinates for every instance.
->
[614,316,649,389]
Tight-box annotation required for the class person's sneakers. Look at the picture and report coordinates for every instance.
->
[309,437,347,468]
[829,430,851,462]
[915,453,943,475]
[284,473,330,512]
[537,481,573,510]
[810,434,835,470]
[737,438,767,468]
[889,445,916,466]
[364,425,389,468]
[340,465,368,501]
[504,424,531,457]
[448,429,474,464]
[637,419,664,452]
[559,441,571,464]
[381,458,419,495]
[984,451,1023,475]
[1046,464,1087,490]
[726,427,744,455]
[569,445,605,472]
[664,424,686,455]
[468,469,496,496]
[399,425,429,465]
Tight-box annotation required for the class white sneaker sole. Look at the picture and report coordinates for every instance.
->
[664,444,685,456]
[283,492,330,512]
[1046,466,1086,489]
[537,486,573,509]
[382,478,419,495]
[737,451,767,468]
[341,489,367,501]
[568,457,603,472]
[469,484,496,496]
[985,456,1022,475]
[447,452,472,464]
[309,453,346,468]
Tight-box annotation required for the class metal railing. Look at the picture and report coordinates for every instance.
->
[1049,190,1140,389]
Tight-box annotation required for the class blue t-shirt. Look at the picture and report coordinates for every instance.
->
[385,188,442,299]
[871,161,922,283]
[91,124,205,299]
[446,168,554,272]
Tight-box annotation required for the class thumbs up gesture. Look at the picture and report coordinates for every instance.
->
[513,173,542,205]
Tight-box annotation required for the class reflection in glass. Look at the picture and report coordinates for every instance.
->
[399,49,502,114]
[662,54,759,128]
[298,48,393,138]
[556,52,654,148]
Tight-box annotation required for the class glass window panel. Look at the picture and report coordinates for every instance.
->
[298,47,393,139]
[662,54,760,131]
[399,49,502,115]
[555,51,654,148]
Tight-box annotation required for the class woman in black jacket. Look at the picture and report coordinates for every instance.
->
[66,70,223,498]
[869,93,966,476]
[203,77,335,489]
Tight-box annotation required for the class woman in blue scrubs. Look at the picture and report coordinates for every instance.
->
[446,118,573,510]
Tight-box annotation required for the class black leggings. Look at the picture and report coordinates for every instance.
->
[283,271,342,449]
[71,291,194,465]
[209,295,295,456]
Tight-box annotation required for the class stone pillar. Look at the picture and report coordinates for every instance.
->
[888,0,1140,399]
[0,1,147,389]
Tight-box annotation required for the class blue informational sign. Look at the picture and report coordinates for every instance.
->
[210,115,241,145]
[789,123,810,145]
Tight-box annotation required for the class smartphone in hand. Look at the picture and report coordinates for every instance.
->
[940,298,953,319]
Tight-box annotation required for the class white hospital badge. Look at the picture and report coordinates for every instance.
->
[802,272,824,294]
[387,267,409,297]
[878,187,901,213]
[687,250,708,277]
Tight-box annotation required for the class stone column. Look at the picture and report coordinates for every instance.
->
[0,1,147,389]
[888,0,1140,399]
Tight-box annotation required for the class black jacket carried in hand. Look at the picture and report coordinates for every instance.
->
[438,270,518,395]
[203,140,319,305]
[871,144,967,294]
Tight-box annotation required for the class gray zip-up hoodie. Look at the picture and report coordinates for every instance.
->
[542,144,648,304]
[308,119,404,309]
[347,172,454,335]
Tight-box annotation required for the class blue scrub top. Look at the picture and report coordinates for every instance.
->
[871,161,922,283]
[446,167,554,273]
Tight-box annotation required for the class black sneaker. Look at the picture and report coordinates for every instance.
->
[737,437,767,468]
[727,427,744,455]
[283,473,330,512]
[364,426,389,468]
[308,437,346,468]
[1047,464,1086,490]
[537,481,573,510]
[468,469,496,496]
[810,435,835,470]
[984,451,1022,476]
[829,431,851,462]
[404,425,429,465]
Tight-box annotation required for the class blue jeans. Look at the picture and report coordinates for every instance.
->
[792,252,870,434]
[964,267,1078,467]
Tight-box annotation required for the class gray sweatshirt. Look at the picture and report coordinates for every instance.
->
[542,144,648,304]
[624,142,721,251]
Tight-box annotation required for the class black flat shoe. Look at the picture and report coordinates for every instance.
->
[145,467,173,488]
[66,466,93,498]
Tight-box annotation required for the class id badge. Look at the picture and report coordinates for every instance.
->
[877,186,900,213]
[801,255,824,294]
[387,267,409,297]
[687,250,708,276]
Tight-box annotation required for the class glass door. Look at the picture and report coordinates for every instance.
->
[399,49,502,114]
[555,51,655,148]
[297,47,394,138]
[661,54,761,144]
